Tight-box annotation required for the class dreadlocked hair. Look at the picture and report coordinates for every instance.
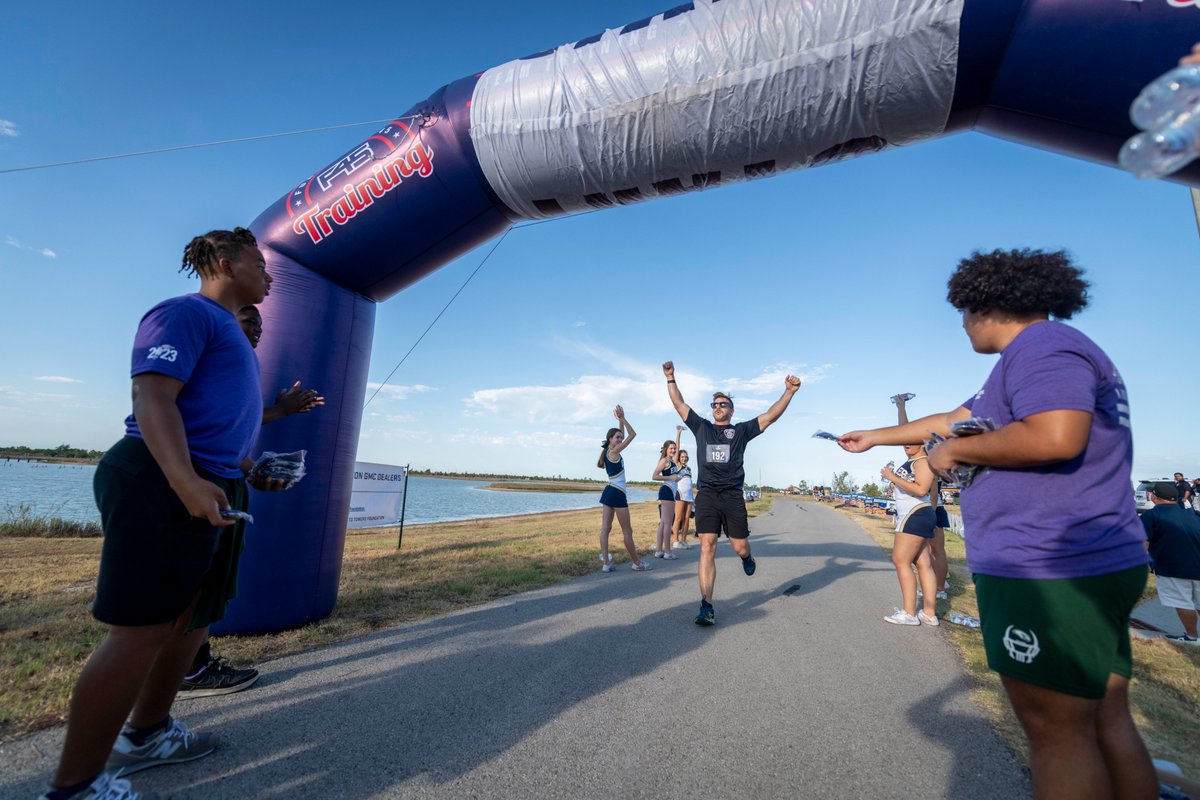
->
[180,227,258,278]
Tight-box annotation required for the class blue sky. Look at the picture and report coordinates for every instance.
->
[1,1,1197,490]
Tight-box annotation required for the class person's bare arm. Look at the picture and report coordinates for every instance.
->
[756,375,801,432]
[839,407,971,453]
[662,361,691,422]
[883,457,934,498]
[263,381,325,425]
[927,409,1092,478]
[132,374,233,526]
[653,456,680,482]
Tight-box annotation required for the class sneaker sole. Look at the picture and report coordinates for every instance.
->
[108,738,218,777]
[883,617,920,626]
[694,616,715,626]
[177,673,260,699]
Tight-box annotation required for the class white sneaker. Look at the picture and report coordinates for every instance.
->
[599,553,613,572]
[654,551,665,558]
[935,590,948,600]
[917,610,940,626]
[662,552,678,560]
[39,772,157,800]
[883,609,920,626]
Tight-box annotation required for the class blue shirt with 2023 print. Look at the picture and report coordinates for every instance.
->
[960,320,1149,580]
[123,293,262,479]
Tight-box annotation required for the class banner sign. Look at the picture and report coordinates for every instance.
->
[348,461,407,529]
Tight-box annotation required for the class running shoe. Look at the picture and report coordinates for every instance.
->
[935,591,949,600]
[883,609,920,626]
[39,772,159,800]
[741,555,756,576]
[106,718,217,777]
[917,610,940,626]
[654,551,665,558]
[671,541,685,550]
[1164,633,1199,644]
[694,601,715,626]
[631,561,653,571]
[177,657,259,698]
[662,552,679,560]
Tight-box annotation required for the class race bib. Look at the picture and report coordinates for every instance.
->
[707,444,730,463]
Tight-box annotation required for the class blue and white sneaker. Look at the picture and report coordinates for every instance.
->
[694,600,715,626]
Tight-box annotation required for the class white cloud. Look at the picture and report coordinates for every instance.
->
[5,235,57,259]
[446,429,597,449]
[572,320,586,328]
[465,336,835,425]
[35,375,83,384]
[363,383,436,402]
[0,120,17,137]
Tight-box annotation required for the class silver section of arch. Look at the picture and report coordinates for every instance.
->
[469,0,963,220]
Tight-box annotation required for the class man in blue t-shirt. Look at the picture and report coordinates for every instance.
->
[1141,482,1200,644]
[44,228,293,800]
[662,360,801,626]
[837,248,1155,799]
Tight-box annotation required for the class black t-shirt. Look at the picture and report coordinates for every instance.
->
[685,408,761,491]
[1176,479,1191,507]
[1141,503,1200,579]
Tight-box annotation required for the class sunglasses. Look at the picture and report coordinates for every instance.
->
[711,401,732,409]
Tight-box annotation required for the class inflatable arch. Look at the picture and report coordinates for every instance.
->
[214,0,1200,634]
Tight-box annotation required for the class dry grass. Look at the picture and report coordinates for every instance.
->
[0,495,778,743]
[829,501,1200,778]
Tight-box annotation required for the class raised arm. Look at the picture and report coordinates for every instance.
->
[839,407,971,453]
[609,405,636,456]
[662,361,691,422]
[755,375,801,432]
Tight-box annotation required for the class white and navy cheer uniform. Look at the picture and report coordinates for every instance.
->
[600,452,629,509]
[677,465,694,502]
[657,460,680,501]
[893,456,935,538]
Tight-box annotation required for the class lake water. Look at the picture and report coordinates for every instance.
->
[0,460,657,526]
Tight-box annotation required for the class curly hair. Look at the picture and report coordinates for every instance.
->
[180,227,258,279]
[946,248,1089,319]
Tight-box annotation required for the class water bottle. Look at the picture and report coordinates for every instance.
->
[890,393,915,405]
[1130,64,1200,130]
[1120,111,1200,179]
[1121,64,1200,180]
[948,613,965,626]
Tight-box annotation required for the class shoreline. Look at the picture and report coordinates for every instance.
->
[347,499,659,533]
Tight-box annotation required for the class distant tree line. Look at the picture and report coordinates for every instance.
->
[2,444,106,461]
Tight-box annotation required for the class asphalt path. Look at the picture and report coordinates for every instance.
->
[1,500,1029,799]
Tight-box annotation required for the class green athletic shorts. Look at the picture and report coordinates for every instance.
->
[973,565,1148,699]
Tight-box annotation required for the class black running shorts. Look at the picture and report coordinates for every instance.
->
[694,488,750,539]
[92,436,246,629]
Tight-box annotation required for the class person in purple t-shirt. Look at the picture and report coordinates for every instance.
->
[838,249,1155,800]
[44,228,289,800]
